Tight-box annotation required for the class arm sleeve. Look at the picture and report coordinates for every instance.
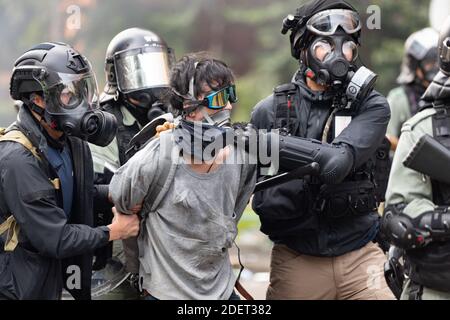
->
[385,126,436,219]
[386,91,402,138]
[109,140,160,214]
[2,151,109,259]
[334,91,391,169]
[250,95,275,130]
[386,88,411,139]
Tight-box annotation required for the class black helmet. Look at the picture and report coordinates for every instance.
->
[104,28,174,107]
[439,16,450,76]
[397,28,439,84]
[10,42,117,146]
[282,0,360,60]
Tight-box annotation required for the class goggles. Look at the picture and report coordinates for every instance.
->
[306,9,361,36]
[202,85,238,109]
[175,84,238,111]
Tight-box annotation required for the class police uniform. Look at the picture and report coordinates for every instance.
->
[385,72,450,300]
[251,74,394,300]
[386,27,439,145]
[386,86,423,140]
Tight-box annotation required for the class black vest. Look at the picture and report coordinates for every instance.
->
[101,100,141,166]
[253,82,390,256]
[407,106,450,292]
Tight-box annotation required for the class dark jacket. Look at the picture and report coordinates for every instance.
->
[251,75,390,257]
[0,106,109,300]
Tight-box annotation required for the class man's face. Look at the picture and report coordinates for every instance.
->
[60,87,76,106]
[31,93,46,109]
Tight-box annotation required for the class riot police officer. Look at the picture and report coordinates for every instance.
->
[88,28,174,297]
[0,42,139,300]
[383,16,450,300]
[386,28,439,151]
[250,0,394,300]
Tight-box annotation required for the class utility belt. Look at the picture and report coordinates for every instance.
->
[312,179,378,219]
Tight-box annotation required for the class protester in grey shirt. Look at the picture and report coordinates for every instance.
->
[109,53,257,300]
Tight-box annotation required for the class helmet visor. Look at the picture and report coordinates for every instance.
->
[35,72,99,114]
[306,9,361,36]
[114,46,171,93]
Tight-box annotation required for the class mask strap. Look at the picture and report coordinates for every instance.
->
[188,62,199,98]
[25,94,46,118]
[200,108,215,125]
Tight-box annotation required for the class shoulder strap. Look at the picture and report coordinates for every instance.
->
[0,130,59,252]
[272,83,306,137]
[0,215,20,252]
[140,132,178,218]
[430,107,450,205]
[432,107,450,148]
[0,129,41,160]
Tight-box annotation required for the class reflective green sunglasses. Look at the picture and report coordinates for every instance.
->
[200,84,238,110]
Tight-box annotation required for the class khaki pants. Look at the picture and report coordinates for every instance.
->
[267,242,395,300]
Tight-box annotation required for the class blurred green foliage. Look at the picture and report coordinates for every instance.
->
[0,0,432,125]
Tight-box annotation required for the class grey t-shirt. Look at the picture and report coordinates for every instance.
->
[109,130,256,300]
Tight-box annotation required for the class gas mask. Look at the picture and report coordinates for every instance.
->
[29,68,118,147]
[295,9,377,109]
[306,33,358,88]
[123,88,168,123]
[419,55,440,84]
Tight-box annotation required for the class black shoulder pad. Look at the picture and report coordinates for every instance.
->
[274,83,297,95]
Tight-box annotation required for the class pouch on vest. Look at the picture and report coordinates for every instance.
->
[314,180,378,219]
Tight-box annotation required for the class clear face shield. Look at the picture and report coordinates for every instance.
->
[33,70,117,146]
[35,72,99,115]
[114,46,171,94]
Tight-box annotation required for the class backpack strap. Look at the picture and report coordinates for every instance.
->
[0,129,41,161]
[0,129,59,252]
[273,83,303,136]
[0,216,20,252]
[140,131,179,218]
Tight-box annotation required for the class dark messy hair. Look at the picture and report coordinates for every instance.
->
[166,52,235,112]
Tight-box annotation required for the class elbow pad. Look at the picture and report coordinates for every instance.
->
[382,205,431,250]
[382,205,450,250]
[274,133,354,184]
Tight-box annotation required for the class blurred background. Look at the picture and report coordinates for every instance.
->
[0,0,445,126]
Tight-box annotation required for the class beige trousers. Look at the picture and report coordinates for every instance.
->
[267,242,395,300]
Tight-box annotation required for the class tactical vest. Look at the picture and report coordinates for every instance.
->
[407,106,450,292]
[102,101,141,166]
[272,83,390,220]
